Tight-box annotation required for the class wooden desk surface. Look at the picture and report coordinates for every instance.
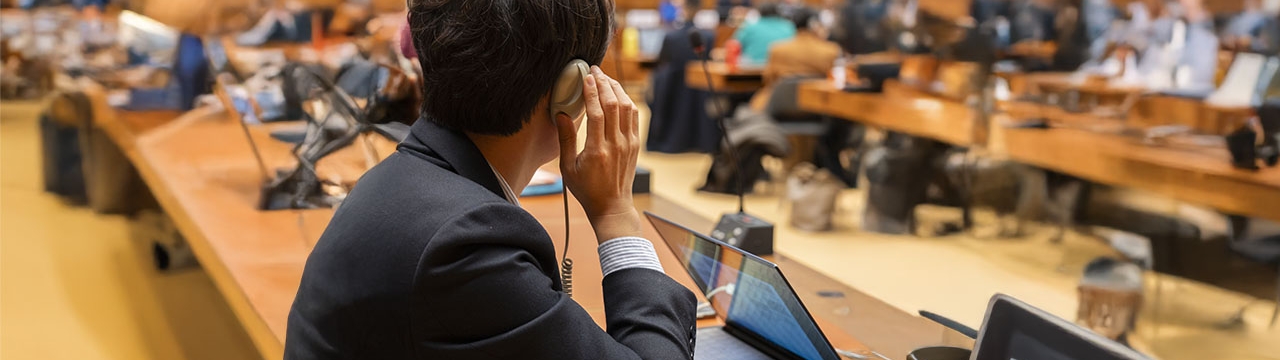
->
[686,61,765,93]
[1020,72,1147,97]
[1002,126,1280,222]
[797,79,1280,222]
[1000,98,1255,136]
[110,108,960,359]
[798,80,981,146]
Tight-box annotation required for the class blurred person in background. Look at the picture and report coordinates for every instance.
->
[647,0,721,154]
[1050,0,1119,71]
[1159,0,1218,90]
[734,2,796,64]
[717,0,750,22]
[1222,0,1280,55]
[749,7,840,112]
[830,0,890,56]
[751,7,862,186]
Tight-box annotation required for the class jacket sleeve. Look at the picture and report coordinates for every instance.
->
[411,202,698,360]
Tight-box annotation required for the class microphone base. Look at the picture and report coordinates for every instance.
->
[711,212,775,256]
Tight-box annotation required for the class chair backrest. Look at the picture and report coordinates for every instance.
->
[765,76,820,120]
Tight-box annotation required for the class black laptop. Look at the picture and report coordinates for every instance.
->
[645,213,842,360]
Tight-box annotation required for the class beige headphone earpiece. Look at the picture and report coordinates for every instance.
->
[550,59,590,123]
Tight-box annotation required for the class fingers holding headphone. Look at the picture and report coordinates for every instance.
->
[582,72,605,147]
[606,74,639,143]
[565,66,643,241]
[591,66,621,141]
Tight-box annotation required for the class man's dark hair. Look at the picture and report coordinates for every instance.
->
[758,2,781,17]
[790,6,815,30]
[408,0,614,136]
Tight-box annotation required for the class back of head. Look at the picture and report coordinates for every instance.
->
[758,2,781,17]
[681,0,704,23]
[407,0,614,136]
[791,6,816,30]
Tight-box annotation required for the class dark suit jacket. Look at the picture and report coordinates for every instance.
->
[285,119,698,359]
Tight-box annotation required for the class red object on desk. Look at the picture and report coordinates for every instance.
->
[725,40,741,73]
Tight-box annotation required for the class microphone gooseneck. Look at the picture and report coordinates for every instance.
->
[690,31,746,214]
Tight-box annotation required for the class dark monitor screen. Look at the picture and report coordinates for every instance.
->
[973,294,1150,360]
[646,213,840,360]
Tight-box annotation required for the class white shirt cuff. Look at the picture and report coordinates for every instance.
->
[597,237,664,277]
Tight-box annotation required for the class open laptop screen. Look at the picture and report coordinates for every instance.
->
[974,294,1149,360]
[646,213,840,360]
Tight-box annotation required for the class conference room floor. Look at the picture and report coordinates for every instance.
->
[2,99,1277,360]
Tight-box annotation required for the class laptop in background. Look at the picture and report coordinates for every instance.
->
[645,212,841,360]
[972,294,1150,360]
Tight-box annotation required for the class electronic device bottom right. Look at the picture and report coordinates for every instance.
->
[971,294,1150,360]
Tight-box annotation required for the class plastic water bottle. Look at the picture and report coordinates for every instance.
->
[831,56,847,89]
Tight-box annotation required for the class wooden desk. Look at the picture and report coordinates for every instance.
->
[1002,126,1280,222]
[686,62,765,93]
[1020,72,1147,98]
[796,78,1280,222]
[1001,98,1255,136]
[798,80,982,146]
[98,107,963,359]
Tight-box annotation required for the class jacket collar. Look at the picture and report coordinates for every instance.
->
[399,117,507,201]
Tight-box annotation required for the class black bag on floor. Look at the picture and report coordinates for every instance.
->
[79,122,155,216]
[39,114,87,204]
[52,90,157,215]
[700,108,789,195]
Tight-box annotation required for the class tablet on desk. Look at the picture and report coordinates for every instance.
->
[972,294,1150,360]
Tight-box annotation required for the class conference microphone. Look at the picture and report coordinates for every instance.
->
[689,30,706,57]
[919,310,979,339]
[689,30,775,256]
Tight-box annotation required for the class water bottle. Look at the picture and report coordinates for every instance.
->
[831,56,847,89]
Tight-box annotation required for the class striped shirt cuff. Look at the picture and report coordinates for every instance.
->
[597,237,665,277]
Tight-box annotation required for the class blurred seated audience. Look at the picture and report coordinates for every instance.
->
[1146,0,1218,91]
[717,0,750,22]
[750,7,841,112]
[751,8,861,187]
[1084,0,1217,91]
[1221,0,1280,55]
[646,0,721,154]
[1049,0,1117,71]
[734,2,797,65]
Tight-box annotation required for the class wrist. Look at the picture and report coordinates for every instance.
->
[587,207,643,244]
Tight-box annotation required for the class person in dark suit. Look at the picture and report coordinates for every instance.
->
[647,0,721,154]
[284,0,698,358]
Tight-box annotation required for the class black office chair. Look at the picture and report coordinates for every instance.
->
[765,76,830,135]
[764,77,831,173]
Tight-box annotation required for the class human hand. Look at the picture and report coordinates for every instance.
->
[555,66,643,243]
